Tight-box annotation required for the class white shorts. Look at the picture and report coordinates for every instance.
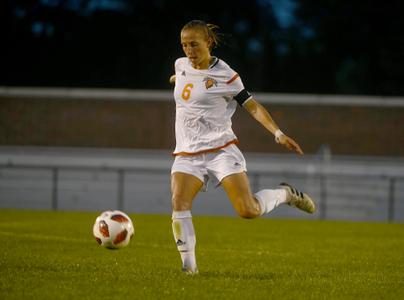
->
[171,144,247,191]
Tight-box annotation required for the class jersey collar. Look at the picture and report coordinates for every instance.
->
[209,57,219,69]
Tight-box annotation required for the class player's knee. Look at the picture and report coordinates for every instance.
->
[238,211,253,219]
[234,198,260,219]
[238,209,259,219]
[172,195,192,211]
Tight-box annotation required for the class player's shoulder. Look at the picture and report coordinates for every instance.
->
[211,58,239,82]
[174,57,188,69]
[212,58,233,72]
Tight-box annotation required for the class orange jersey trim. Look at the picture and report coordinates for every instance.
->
[226,73,239,84]
[173,139,238,156]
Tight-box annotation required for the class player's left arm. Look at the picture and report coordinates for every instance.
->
[243,98,304,155]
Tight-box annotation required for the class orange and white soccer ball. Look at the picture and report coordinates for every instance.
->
[93,210,134,249]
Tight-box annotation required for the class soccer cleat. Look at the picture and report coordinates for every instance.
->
[279,183,316,214]
[182,266,199,275]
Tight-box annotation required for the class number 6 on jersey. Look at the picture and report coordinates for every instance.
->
[181,83,193,101]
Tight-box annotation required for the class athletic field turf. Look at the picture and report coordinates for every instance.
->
[1,210,403,299]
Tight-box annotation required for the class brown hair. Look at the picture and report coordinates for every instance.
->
[181,20,222,50]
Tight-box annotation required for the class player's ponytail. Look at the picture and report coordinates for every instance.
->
[182,20,223,50]
[206,23,221,50]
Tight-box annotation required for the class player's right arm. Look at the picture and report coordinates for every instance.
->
[169,75,176,84]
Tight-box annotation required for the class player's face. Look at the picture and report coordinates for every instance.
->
[181,28,212,69]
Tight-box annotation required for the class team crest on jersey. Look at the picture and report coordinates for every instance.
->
[203,77,218,89]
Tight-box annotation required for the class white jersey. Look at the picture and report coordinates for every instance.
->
[173,57,251,155]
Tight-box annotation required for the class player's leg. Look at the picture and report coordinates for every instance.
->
[222,172,315,216]
[209,144,290,217]
[221,171,290,218]
[220,172,261,218]
[171,172,203,274]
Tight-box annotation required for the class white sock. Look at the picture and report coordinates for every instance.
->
[172,210,197,271]
[254,189,287,215]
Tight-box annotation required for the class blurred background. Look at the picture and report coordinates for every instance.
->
[1,0,404,94]
[1,0,403,221]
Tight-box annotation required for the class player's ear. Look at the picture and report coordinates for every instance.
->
[206,37,213,50]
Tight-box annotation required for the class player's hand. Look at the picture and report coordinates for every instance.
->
[277,134,304,155]
[169,75,176,84]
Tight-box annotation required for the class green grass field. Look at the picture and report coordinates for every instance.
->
[0,210,403,299]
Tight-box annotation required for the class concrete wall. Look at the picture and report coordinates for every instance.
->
[1,147,403,222]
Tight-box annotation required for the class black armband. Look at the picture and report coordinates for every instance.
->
[234,89,252,106]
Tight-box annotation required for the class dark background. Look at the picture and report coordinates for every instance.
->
[1,0,404,95]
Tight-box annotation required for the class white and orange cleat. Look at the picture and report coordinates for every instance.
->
[279,183,316,214]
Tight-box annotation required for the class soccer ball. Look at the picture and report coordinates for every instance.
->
[93,210,134,249]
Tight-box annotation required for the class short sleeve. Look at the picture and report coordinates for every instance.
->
[174,58,182,73]
[226,73,252,106]
[226,73,244,96]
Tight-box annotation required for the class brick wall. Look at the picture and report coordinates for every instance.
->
[1,96,403,156]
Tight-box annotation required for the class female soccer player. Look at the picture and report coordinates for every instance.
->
[170,20,315,274]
